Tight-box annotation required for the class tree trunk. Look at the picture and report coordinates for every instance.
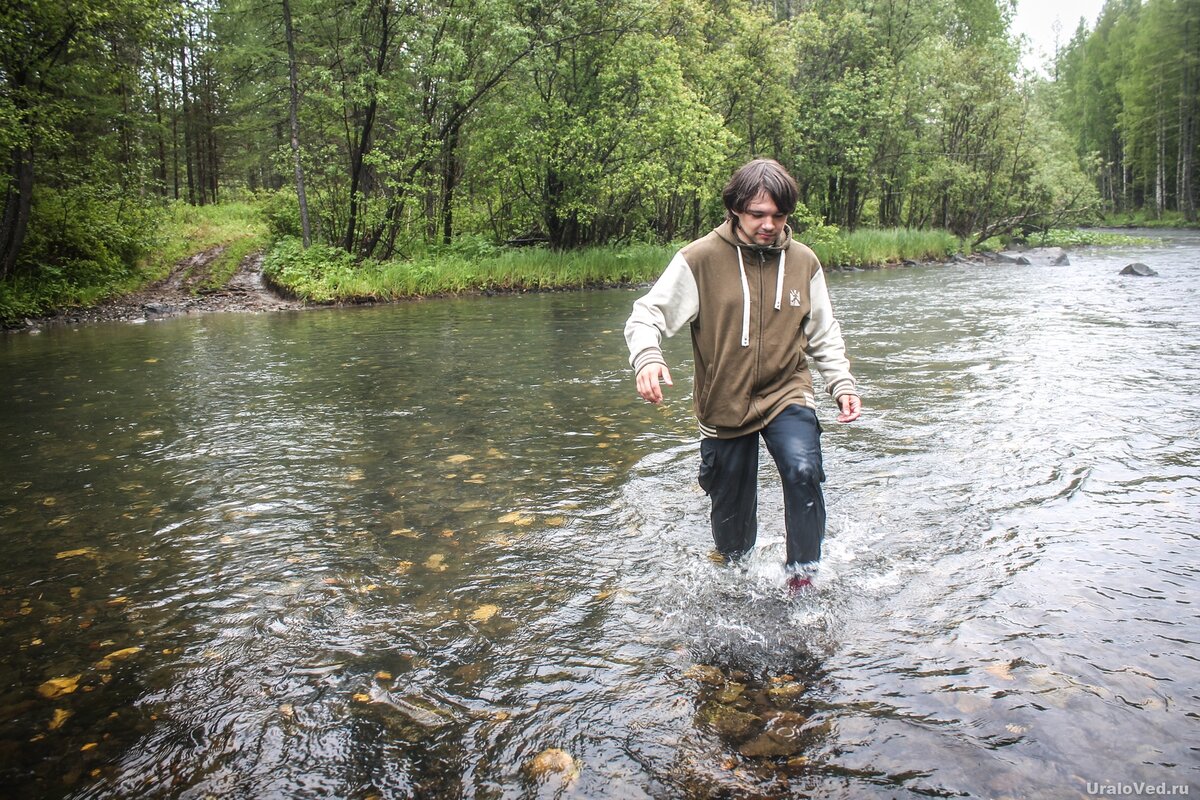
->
[1155,89,1166,218]
[180,43,195,204]
[154,78,168,197]
[1179,17,1197,221]
[0,147,34,279]
[168,53,180,200]
[282,0,311,246]
[440,112,464,245]
[342,0,390,253]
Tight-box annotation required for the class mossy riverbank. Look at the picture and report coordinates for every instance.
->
[1,201,1159,326]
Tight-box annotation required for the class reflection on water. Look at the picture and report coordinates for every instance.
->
[1,232,1198,798]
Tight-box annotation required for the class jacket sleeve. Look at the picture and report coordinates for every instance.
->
[624,251,700,374]
[803,265,857,400]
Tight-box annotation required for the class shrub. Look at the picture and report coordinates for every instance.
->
[262,237,361,302]
[260,189,303,241]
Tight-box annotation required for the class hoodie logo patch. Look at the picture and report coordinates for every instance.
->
[789,289,802,307]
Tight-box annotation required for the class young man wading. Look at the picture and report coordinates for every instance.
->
[624,159,861,593]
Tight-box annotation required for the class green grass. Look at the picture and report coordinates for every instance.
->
[146,201,268,288]
[1,200,267,325]
[11,210,1164,324]
[1096,210,1200,229]
[813,228,961,267]
[263,238,674,302]
[1027,228,1156,248]
[265,228,972,303]
[975,228,1156,251]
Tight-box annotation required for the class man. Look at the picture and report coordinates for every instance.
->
[624,158,861,592]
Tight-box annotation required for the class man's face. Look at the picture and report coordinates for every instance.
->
[735,191,788,245]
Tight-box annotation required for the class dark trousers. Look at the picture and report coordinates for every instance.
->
[697,404,826,567]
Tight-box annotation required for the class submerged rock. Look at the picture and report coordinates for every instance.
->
[766,681,806,701]
[525,748,579,783]
[713,683,746,704]
[696,702,761,738]
[1120,262,1158,276]
[738,730,805,757]
[683,664,726,686]
[1050,251,1071,265]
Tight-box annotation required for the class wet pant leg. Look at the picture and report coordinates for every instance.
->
[760,405,826,567]
[698,433,759,559]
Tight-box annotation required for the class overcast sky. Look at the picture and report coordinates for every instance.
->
[1010,0,1109,73]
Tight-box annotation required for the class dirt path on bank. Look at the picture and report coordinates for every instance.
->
[28,245,303,327]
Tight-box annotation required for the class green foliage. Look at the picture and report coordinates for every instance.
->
[260,190,304,242]
[1053,0,1199,220]
[0,186,161,322]
[1034,228,1155,247]
[0,199,268,324]
[824,228,962,267]
[7,0,1142,317]
[259,225,970,304]
[262,238,362,302]
[1098,210,1200,229]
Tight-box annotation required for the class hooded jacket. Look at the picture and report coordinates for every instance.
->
[625,219,856,439]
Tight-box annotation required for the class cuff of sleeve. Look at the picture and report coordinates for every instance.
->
[632,347,667,374]
[826,378,858,400]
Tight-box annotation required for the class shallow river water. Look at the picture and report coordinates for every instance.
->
[1,232,1197,799]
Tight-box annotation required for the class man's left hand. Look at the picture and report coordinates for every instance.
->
[837,393,861,423]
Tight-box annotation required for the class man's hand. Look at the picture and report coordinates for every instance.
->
[836,393,861,423]
[636,363,673,404]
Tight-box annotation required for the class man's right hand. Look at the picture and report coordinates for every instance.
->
[636,363,673,404]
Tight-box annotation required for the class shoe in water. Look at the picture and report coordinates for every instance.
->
[786,574,814,596]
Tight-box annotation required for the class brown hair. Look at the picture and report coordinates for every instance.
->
[722,158,799,218]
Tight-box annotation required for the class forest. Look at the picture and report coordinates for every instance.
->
[0,0,1197,312]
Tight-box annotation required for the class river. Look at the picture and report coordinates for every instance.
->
[1,231,1197,799]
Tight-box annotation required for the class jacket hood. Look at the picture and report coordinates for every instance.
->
[716,217,794,254]
[713,218,794,348]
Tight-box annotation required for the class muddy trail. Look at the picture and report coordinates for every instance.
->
[25,245,303,328]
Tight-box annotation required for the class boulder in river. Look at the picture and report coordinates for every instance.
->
[1119,262,1158,277]
[696,702,762,738]
[1049,250,1071,265]
[739,730,805,757]
[525,748,579,783]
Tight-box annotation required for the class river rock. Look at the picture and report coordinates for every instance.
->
[683,664,726,686]
[738,730,805,758]
[1120,262,1158,276]
[766,681,806,701]
[525,748,577,779]
[765,710,809,733]
[1049,249,1071,265]
[696,702,761,738]
[713,682,746,704]
[992,251,1023,264]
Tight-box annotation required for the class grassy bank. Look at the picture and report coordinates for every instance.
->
[978,227,1157,250]
[263,228,967,302]
[4,200,1163,323]
[812,228,961,267]
[0,201,266,324]
[1093,210,1200,229]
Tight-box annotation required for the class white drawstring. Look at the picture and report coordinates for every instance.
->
[774,247,786,311]
[737,245,785,346]
[736,246,750,347]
